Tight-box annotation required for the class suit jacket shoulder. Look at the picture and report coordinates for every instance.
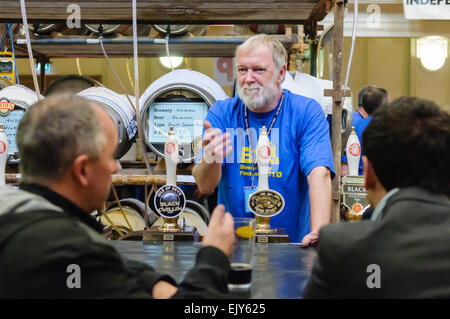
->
[303,221,377,298]
[304,187,450,298]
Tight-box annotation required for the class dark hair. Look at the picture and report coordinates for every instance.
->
[17,94,106,184]
[363,97,450,195]
[361,86,388,115]
[358,86,370,107]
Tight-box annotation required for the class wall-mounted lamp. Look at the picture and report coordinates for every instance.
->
[36,62,52,74]
[416,36,448,72]
[159,56,183,69]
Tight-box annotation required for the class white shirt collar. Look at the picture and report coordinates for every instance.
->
[370,188,400,222]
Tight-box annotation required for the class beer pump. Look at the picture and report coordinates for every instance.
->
[248,126,288,243]
[342,127,370,221]
[144,126,199,241]
[0,123,7,186]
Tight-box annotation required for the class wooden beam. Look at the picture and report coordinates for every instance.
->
[0,0,329,24]
[5,170,197,186]
[13,35,295,58]
[323,88,352,101]
[330,0,344,224]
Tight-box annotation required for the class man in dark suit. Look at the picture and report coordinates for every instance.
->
[303,97,450,298]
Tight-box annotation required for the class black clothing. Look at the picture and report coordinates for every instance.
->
[0,183,230,298]
[19,182,104,232]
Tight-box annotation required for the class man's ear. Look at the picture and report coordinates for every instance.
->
[71,154,90,187]
[363,155,376,190]
[277,65,287,86]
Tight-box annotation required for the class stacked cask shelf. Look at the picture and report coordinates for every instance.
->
[0,0,333,24]
[12,35,298,58]
[1,0,346,221]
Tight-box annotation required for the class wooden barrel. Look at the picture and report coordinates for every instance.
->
[43,75,102,96]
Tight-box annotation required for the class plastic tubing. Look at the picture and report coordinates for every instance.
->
[132,0,152,174]
[8,25,20,84]
[343,0,358,104]
[19,0,40,99]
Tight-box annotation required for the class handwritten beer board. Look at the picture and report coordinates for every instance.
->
[147,100,207,144]
[0,98,26,154]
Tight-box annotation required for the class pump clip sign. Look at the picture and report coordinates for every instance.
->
[0,98,15,117]
[403,0,450,19]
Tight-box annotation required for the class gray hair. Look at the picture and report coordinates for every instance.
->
[235,34,288,72]
[17,94,106,184]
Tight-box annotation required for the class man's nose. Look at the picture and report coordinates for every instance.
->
[243,69,255,84]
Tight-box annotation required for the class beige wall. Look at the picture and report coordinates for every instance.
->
[339,37,449,112]
[12,37,450,112]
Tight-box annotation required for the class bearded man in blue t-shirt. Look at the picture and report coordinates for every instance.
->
[193,35,335,245]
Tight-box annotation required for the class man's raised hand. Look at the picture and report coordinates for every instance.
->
[201,120,232,164]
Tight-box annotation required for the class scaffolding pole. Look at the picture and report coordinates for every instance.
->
[330,0,345,223]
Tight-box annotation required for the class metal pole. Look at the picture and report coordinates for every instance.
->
[16,36,296,46]
[330,0,345,223]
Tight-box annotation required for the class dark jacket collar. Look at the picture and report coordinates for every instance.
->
[380,186,450,219]
[388,187,449,204]
[19,182,104,233]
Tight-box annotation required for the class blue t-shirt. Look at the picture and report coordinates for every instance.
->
[353,116,372,175]
[352,110,364,128]
[197,89,335,243]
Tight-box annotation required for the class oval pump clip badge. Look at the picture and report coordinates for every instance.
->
[342,126,370,221]
[154,126,186,218]
[248,126,285,217]
[345,126,361,176]
[0,123,8,186]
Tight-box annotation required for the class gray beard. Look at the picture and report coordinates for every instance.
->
[237,82,279,111]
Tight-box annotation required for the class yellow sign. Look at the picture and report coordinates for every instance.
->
[0,51,15,84]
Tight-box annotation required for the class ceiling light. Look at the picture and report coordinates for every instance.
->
[416,36,448,71]
[159,56,183,69]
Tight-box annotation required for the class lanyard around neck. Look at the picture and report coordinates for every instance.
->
[244,92,284,187]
